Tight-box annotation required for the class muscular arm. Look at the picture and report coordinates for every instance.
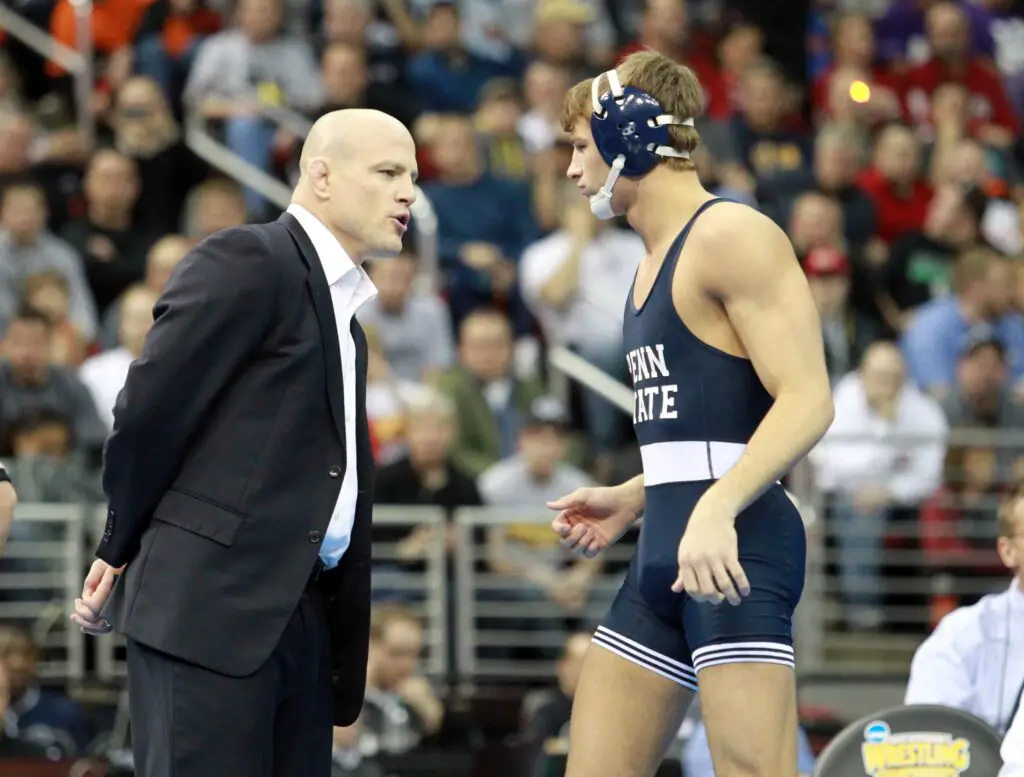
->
[98,229,281,567]
[698,206,834,517]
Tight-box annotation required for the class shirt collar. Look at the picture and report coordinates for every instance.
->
[286,203,376,296]
[1010,579,1024,611]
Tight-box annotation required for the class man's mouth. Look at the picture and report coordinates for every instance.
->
[390,213,410,233]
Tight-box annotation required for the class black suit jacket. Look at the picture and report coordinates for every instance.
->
[97,212,374,725]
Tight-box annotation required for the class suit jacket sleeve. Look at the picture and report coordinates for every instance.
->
[97,228,281,567]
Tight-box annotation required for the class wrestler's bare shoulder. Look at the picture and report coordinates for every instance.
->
[684,201,797,292]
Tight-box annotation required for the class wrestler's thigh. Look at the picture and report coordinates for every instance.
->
[698,662,798,777]
[565,574,697,777]
[565,644,694,777]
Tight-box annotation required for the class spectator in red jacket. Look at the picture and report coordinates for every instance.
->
[919,440,1006,614]
[856,123,933,245]
[710,22,768,122]
[904,2,1018,147]
[812,11,904,125]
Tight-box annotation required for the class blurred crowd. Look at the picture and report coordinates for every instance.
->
[3,0,1024,773]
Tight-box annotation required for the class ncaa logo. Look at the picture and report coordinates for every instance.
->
[621,122,637,137]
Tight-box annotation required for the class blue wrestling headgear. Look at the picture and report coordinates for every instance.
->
[588,68,695,220]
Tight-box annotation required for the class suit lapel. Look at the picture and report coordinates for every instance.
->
[351,319,371,485]
[279,213,347,442]
[350,319,374,560]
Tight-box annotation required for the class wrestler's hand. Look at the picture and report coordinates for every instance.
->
[672,496,750,606]
[70,559,123,635]
[547,486,637,558]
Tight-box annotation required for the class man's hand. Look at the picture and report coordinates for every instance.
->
[564,198,597,244]
[672,494,750,605]
[546,572,587,613]
[459,242,503,271]
[70,559,123,635]
[396,675,444,734]
[854,484,891,513]
[488,259,516,293]
[396,674,434,707]
[548,484,639,558]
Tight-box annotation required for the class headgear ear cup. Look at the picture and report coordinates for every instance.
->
[587,68,695,219]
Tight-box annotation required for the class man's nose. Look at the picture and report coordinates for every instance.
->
[398,178,417,206]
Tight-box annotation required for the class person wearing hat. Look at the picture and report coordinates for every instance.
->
[802,244,881,385]
[532,0,598,79]
[943,324,1024,482]
[478,396,602,652]
[944,324,1024,427]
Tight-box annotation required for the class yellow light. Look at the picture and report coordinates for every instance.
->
[849,80,871,103]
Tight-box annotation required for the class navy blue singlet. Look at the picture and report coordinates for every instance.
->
[593,198,806,689]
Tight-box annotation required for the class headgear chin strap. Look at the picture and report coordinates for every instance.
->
[588,68,695,220]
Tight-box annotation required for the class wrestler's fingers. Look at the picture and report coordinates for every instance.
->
[560,523,589,550]
[569,527,597,555]
[726,558,751,598]
[547,489,589,511]
[581,533,605,558]
[710,559,741,606]
[694,563,724,605]
[671,563,698,595]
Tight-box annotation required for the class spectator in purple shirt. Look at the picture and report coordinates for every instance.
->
[876,0,996,65]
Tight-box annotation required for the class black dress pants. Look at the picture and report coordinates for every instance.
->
[126,586,334,777]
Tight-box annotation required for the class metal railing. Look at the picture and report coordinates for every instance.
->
[82,505,451,680]
[801,427,1024,674]
[547,345,633,414]
[0,503,85,681]
[451,506,634,680]
[2,427,1020,714]
[0,0,94,142]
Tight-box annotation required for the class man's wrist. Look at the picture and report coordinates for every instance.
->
[700,483,743,523]
[617,475,645,516]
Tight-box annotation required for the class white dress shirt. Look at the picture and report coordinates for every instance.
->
[905,581,1024,734]
[286,204,378,568]
[79,346,135,431]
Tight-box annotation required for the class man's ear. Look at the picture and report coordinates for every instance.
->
[998,536,1018,571]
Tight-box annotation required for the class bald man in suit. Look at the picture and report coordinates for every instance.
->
[71,110,419,777]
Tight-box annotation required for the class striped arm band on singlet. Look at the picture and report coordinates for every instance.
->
[690,641,796,673]
[591,626,699,691]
